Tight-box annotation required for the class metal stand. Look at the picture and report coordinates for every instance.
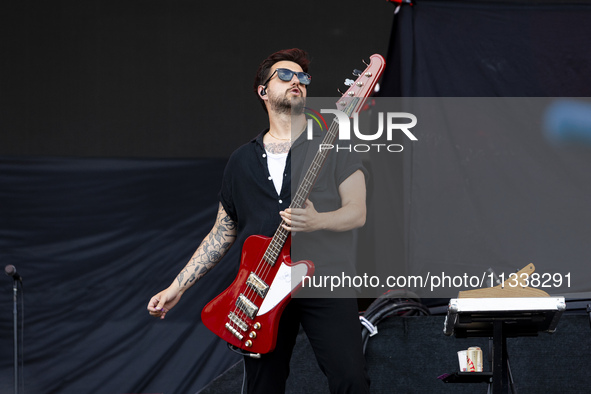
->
[491,319,512,394]
[12,279,19,394]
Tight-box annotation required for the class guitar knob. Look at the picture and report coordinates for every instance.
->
[245,340,253,347]
[253,322,261,330]
[249,331,257,339]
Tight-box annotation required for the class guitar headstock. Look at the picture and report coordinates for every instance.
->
[335,54,386,117]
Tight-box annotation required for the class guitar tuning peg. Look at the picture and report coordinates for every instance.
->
[352,69,362,77]
[362,59,369,66]
[344,79,354,86]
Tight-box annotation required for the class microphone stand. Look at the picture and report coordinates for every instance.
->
[12,278,19,394]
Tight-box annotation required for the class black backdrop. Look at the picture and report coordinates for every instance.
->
[2,0,591,393]
[377,0,591,300]
[1,1,395,393]
[0,157,237,393]
[381,0,591,97]
[0,0,392,159]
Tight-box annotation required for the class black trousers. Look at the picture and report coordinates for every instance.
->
[244,297,370,394]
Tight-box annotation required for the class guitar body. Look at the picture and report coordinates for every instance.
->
[201,234,314,354]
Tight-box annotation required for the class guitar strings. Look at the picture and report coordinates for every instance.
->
[240,112,345,308]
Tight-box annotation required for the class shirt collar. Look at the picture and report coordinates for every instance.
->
[252,129,268,150]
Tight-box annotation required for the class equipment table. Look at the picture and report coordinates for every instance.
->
[442,297,566,394]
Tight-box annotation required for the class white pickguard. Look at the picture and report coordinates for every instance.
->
[257,261,309,316]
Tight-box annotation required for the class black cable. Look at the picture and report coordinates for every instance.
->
[362,290,422,321]
[361,302,430,353]
[360,290,430,354]
[241,357,247,394]
[227,343,261,359]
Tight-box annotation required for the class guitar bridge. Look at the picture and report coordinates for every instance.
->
[228,312,248,332]
[236,294,258,320]
[225,323,244,341]
[246,273,269,298]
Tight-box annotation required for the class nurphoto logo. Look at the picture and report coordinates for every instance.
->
[305,109,418,153]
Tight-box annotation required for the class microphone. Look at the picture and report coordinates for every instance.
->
[5,265,23,282]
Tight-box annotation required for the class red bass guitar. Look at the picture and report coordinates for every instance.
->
[201,54,386,356]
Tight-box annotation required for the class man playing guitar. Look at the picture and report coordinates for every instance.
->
[147,48,370,393]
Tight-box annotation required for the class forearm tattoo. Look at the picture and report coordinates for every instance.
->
[176,211,236,288]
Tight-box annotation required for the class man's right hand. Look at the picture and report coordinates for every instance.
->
[147,286,183,320]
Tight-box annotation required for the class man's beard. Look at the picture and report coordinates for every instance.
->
[269,92,305,115]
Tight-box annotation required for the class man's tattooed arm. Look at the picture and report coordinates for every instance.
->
[175,203,237,289]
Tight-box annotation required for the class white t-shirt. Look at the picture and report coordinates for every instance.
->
[265,150,288,195]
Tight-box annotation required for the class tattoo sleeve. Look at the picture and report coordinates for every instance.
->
[176,204,237,288]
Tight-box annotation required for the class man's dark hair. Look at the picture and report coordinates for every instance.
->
[253,48,310,113]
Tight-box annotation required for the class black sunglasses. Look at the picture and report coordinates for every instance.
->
[263,68,312,86]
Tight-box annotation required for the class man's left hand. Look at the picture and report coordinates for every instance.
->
[279,199,321,233]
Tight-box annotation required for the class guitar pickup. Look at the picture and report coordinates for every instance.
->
[236,294,258,320]
[246,273,269,298]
